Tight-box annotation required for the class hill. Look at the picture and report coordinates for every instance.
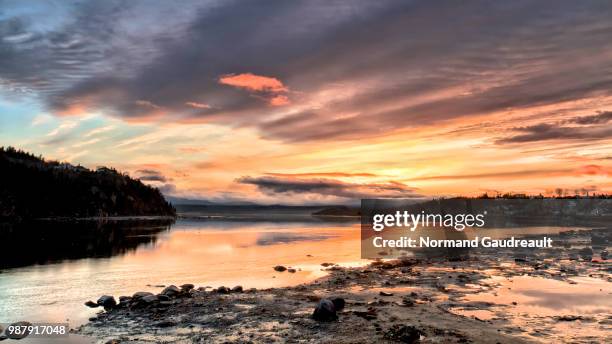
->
[0,147,176,220]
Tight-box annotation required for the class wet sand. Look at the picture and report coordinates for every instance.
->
[74,228,611,343]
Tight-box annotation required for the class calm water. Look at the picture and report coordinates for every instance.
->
[0,215,605,340]
[0,218,363,327]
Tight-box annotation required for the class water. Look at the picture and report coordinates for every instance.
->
[0,215,607,342]
[0,218,363,328]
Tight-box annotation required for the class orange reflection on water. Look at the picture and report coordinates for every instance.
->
[0,221,365,326]
[119,222,365,289]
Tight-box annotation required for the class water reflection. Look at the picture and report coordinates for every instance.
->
[0,219,362,326]
[0,219,174,269]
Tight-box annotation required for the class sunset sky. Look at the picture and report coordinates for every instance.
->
[1,0,611,204]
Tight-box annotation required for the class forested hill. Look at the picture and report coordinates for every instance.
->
[0,147,176,220]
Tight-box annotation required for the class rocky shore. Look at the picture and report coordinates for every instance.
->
[76,229,610,343]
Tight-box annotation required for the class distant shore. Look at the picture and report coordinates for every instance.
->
[34,215,177,222]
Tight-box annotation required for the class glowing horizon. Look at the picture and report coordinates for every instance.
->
[1,1,611,204]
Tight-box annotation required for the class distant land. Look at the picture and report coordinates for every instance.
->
[0,147,176,220]
[166,196,257,206]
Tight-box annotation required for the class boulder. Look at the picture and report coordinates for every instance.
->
[97,295,116,309]
[157,294,171,301]
[85,300,99,308]
[332,297,345,311]
[132,291,154,299]
[180,283,194,291]
[216,286,230,294]
[313,299,338,321]
[161,285,180,297]
[231,285,243,293]
[273,265,287,272]
[287,268,296,273]
[141,295,159,304]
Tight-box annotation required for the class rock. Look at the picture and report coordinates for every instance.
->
[321,262,334,267]
[400,267,412,273]
[180,283,194,291]
[155,320,177,328]
[401,296,415,307]
[161,285,180,297]
[379,291,393,296]
[313,299,337,321]
[141,295,158,304]
[331,297,345,311]
[157,294,171,301]
[85,300,99,308]
[132,291,154,299]
[115,296,131,308]
[353,308,377,320]
[96,295,116,309]
[231,285,243,293]
[601,250,608,260]
[287,268,296,273]
[216,286,230,294]
[384,324,423,343]
[274,265,287,272]
[579,247,593,260]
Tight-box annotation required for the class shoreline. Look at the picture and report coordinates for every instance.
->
[75,228,610,343]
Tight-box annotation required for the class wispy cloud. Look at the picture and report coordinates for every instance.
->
[496,111,612,144]
[6,1,611,142]
[185,101,211,109]
[135,169,168,182]
[237,175,421,200]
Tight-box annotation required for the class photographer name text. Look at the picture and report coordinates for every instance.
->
[372,236,553,248]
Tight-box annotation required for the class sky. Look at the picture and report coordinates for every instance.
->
[1,0,611,204]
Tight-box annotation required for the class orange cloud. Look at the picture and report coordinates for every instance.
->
[219,72,291,106]
[219,73,288,92]
[135,99,161,109]
[268,94,290,106]
[577,164,611,176]
[55,103,88,116]
[266,172,380,178]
